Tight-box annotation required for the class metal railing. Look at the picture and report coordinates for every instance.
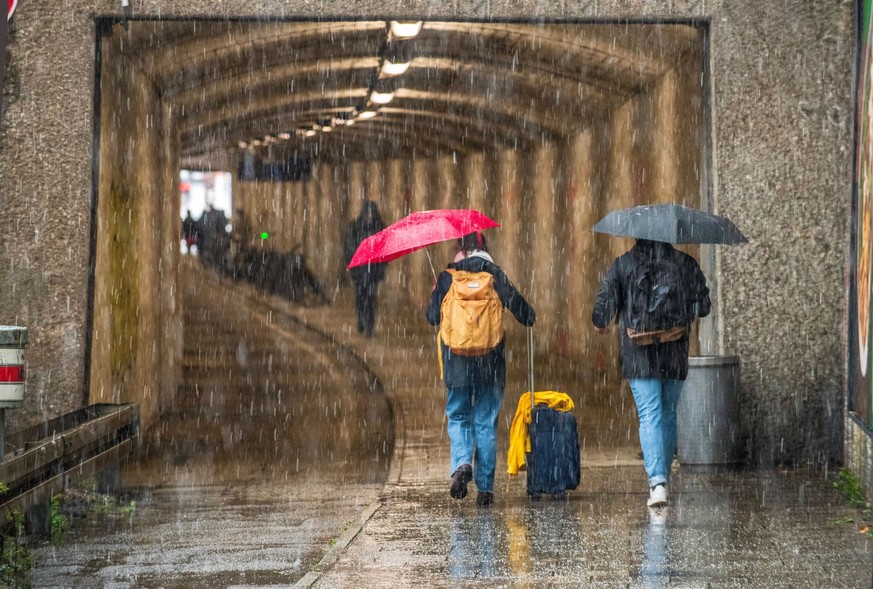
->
[0,403,139,514]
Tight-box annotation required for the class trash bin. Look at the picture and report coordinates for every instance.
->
[676,355,741,467]
[0,326,27,409]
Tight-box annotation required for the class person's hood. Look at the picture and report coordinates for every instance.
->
[449,251,494,272]
[452,249,494,264]
[633,239,675,259]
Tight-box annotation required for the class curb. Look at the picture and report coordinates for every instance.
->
[291,498,384,589]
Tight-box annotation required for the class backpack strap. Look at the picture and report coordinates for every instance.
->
[436,269,456,380]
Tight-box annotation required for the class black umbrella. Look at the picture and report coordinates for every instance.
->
[592,203,747,245]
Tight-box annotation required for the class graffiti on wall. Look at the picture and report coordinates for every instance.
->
[852,0,873,425]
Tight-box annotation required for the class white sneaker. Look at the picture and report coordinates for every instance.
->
[647,484,668,508]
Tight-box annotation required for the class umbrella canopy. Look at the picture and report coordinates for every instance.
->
[592,203,747,245]
[347,209,500,269]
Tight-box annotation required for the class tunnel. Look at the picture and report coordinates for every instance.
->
[88,19,708,432]
[3,4,867,587]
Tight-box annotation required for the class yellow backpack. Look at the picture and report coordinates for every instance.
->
[439,269,505,356]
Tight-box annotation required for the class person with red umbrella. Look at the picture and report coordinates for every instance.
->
[426,231,536,506]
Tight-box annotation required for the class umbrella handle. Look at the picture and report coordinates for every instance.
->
[424,248,437,282]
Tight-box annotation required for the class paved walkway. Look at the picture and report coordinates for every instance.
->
[256,277,873,589]
[29,265,873,587]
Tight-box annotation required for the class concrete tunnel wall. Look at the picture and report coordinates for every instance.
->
[0,1,854,473]
[230,52,704,374]
[88,30,183,424]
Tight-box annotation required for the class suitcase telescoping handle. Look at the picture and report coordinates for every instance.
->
[527,326,535,413]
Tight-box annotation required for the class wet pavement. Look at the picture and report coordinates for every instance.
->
[28,260,873,587]
[314,467,872,588]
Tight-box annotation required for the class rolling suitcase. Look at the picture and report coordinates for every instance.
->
[524,328,581,499]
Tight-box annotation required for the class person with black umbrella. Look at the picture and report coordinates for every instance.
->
[592,238,711,508]
[591,203,745,508]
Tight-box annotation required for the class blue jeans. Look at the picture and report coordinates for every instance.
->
[446,384,504,493]
[629,378,685,488]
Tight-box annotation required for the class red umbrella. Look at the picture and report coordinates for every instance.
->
[347,209,500,270]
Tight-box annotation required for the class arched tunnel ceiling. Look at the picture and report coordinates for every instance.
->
[114,19,702,167]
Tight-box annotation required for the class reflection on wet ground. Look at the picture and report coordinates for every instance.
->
[33,478,381,588]
[31,263,392,587]
[318,467,873,588]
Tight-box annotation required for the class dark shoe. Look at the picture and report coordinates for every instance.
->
[450,464,473,499]
[475,492,494,506]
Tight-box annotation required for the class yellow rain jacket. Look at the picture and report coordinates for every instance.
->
[507,391,575,476]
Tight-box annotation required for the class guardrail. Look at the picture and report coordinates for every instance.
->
[0,403,139,514]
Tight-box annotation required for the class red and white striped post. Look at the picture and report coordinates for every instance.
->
[0,326,27,462]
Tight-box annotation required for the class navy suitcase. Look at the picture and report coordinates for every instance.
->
[526,405,581,497]
[523,328,581,498]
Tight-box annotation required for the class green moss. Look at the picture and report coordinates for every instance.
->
[108,177,139,389]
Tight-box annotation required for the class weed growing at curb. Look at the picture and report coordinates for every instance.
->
[49,495,67,544]
[833,468,873,538]
[120,500,136,517]
[0,511,32,588]
[834,468,867,508]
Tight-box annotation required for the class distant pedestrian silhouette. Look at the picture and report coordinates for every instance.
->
[343,201,387,337]
[182,210,200,254]
[199,204,230,273]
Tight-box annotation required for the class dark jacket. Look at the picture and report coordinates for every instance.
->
[592,240,710,380]
[343,202,387,284]
[426,255,536,389]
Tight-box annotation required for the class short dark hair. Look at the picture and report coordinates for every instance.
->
[458,231,487,252]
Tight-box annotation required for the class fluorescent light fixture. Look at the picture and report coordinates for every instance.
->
[381,59,411,77]
[369,91,395,105]
[357,110,378,120]
[390,21,423,39]
[278,132,291,140]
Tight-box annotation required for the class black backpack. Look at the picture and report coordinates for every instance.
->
[624,256,688,333]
